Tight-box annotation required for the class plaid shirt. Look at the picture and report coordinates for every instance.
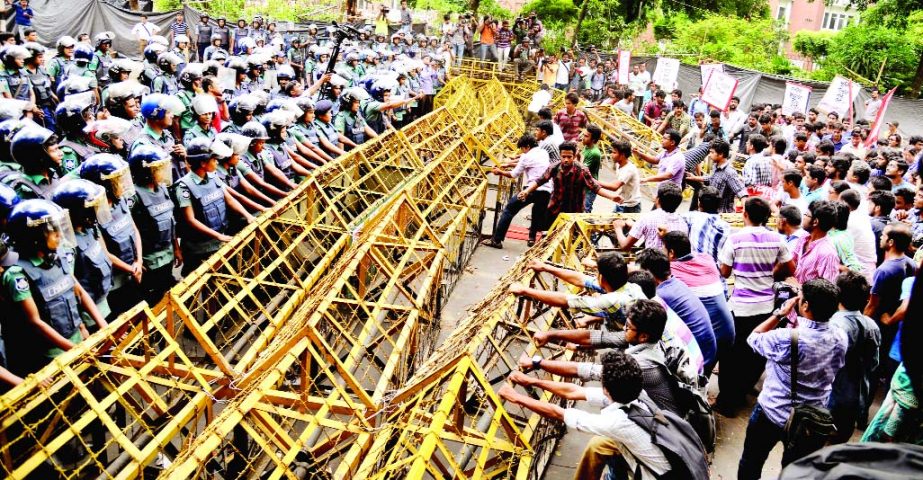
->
[705,162,746,213]
[743,153,773,187]
[553,108,587,142]
[536,162,600,216]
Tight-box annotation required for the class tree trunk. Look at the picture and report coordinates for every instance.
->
[911,49,923,97]
[572,0,590,49]
[470,0,481,14]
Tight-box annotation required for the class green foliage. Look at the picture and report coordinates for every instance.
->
[653,11,690,40]
[792,30,834,61]
[662,14,791,74]
[825,23,917,88]
[521,0,579,22]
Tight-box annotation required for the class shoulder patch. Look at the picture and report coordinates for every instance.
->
[14,276,28,292]
[125,196,136,209]
[181,189,191,199]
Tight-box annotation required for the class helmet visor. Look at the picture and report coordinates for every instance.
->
[148,159,173,187]
[86,188,113,225]
[37,209,77,251]
[102,166,136,200]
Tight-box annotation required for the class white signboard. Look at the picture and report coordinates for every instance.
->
[817,75,859,117]
[617,50,631,84]
[781,82,812,115]
[700,63,724,86]
[652,57,680,90]
[701,70,738,111]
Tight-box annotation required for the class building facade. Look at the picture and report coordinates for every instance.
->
[770,0,859,69]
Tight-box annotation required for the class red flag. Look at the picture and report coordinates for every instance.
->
[865,87,898,148]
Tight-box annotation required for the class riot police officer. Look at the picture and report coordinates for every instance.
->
[23,42,56,131]
[334,89,376,150]
[131,93,187,183]
[48,35,76,90]
[184,94,219,145]
[0,45,33,105]
[3,125,63,199]
[239,121,290,199]
[152,51,182,95]
[194,13,213,61]
[55,93,99,175]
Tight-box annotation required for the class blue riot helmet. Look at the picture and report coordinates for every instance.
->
[0,118,28,164]
[78,154,136,201]
[55,75,95,101]
[73,43,94,65]
[127,143,173,186]
[0,183,20,226]
[140,93,185,122]
[52,179,112,228]
[143,42,166,64]
[11,125,61,173]
[7,199,77,256]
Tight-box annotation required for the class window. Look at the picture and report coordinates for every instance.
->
[822,12,852,31]
[777,5,789,24]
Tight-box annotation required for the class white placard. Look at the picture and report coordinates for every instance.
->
[781,81,812,115]
[700,63,724,86]
[617,50,631,84]
[701,70,738,111]
[817,75,860,117]
[652,57,680,90]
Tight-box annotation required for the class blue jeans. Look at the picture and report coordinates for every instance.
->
[613,204,641,213]
[453,43,465,66]
[492,190,550,243]
[584,190,597,213]
[738,404,828,480]
[37,105,55,132]
[479,43,497,61]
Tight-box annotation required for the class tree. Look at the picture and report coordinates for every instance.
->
[792,30,834,65]
[662,14,791,74]
[825,23,917,89]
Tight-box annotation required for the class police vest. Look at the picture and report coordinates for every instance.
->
[133,186,175,254]
[153,74,178,95]
[131,131,182,184]
[362,101,386,134]
[49,56,72,87]
[315,120,339,148]
[94,52,113,87]
[217,165,241,191]
[242,151,265,180]
[177,174,227,240]
[73,228,113,303]
[28,66,54,105]
[100,200,138,265]
[266,143,294,179]
[214,26,231,46]
[339,112,366,146]
[295,122,320,147]
[17,252,82,340]
[1,68,31,101]
[197,23,213,44]
[0,170,58,200]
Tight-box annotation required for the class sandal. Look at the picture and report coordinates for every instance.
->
[481,239,503,249]
[527,239,535,247]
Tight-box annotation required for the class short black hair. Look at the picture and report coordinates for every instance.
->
[870,175,893,193]
[839,189,861,210]
[772,136,787,155]
[748,133,768,152]
[809,200,837,232]
[672,100,686,110]
[891,159,909,175]
[627,299,667,342]
[610,139,631,158]
[782,169,802,187]
[535,120,554,136]
[802,278,839,322]
[516,133,538,149]
[794,132,808,142]
[699,185,720,214]
[806,164,826,183]
[559,141,578,155]
[662,231,692,258]
[831,157,851,179]
[779,205,802,227]
[836,271,870,312]
[758,114,772,124]
[565,92,580,104]
[537,107,553,120]
[833,201,850,230]
[663,129,681,145]
[885,222,913,252]
[586,124,602,143]
[850,161,871,184]
[636,248,671,281]
[656,181,683,213]
[817,140,835,156]
[868,190,896,215]
[627,270,656,299]
[894,187,915,206]
[597,252,629,290]
[744,197,771,225]
[710,138,730,159]
[655,89,666,99]
[600,350,644,404]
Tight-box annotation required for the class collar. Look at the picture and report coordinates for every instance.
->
[28,255,45,267]
[24,171,50,185]
[143,124,168,141]
[190,171,212,184]
[797,317,828,331]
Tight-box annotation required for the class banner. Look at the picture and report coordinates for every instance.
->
[865,87,898,148]
[816,75,860,118]
[781,81,812,115]
[701,70,738,111]
[652,57,680,90]
[617,50,631,84]
[700,63,724,86]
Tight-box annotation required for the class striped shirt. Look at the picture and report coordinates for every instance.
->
[791,234,840,284]
[719,226,793,317]
[684,211,730,264]
[170,21,188,37]
[568,279,646,331]
[742,153,773,187]
[628,209,688,251]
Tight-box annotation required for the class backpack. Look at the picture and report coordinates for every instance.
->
[622,394,710,480]
[658,343,717,454]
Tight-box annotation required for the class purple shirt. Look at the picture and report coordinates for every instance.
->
[719,226,793,317]
[627,209,687,251]
[792,235,840,284]
[748,319,848,427]
[657,148,684,186]
[510,147,552,194]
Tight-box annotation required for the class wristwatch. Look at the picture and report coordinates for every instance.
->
[531,355,542,371]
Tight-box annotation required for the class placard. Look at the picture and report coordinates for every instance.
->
[652,57,680,90]
[700,70,738,111]
[700,63,724,86]
[781,81,812,115]
[817,75,859,117]
[617,50,631,84]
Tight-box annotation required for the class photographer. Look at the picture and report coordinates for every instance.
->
[476,15,498,62]
[449,14,470,67]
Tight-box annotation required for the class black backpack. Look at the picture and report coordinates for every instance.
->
[657,343,718,454]
[622,395,710,480]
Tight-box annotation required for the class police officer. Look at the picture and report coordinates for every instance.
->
[0,183,22,388]
[334,89,376,150]
[225,57,251,98]
[223,93,259,134]
[91,32,115,89]
[175,63,204,141]
[261,110,313,182]
[85,117,132,157]
[172,137,254,275]
[127,144,179,306]
[184,94,219,145]
[288,97,334,164]
[2,199,107,376]
[245,54,267,92]
[202,33,227,62]
[79,154,143,318]
[239,121,290,199]
[3,125,63,199]
[62,43,99,103]
[48,35,76,90]
[0,118,26,173]
[131,93,188,183]
[152,51,181,95]
[286,37,305,82]
[139,42,165,90]
[313,99,348,157]
[233,18,250,55]
[0,45,33,106]
[56,93,99,175]
[213,133,268,231]
[52,179,114,325]
[214,17,232,51]
[194,13,213,61]
[362,76,416,134]
[23,42,57,131]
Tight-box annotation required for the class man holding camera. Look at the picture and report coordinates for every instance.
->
[477,16,498,62]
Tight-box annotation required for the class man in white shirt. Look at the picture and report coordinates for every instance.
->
[554,54,571,91]
[609,138,641,212]
[628,64,649,116]
[864,89,882,122]
[131,14,161,54]
[722,96,747,142]
[499,350,674,480]
[841,189,877,281]
[483,133,552,248]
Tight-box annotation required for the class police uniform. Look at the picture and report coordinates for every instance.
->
[58,138,99,176]
[47,55,72,89]
[0,67,33,102]
[203,45,229,61]
[290,121,321,149]
[240,150,269,181]
[176,88,197,132]
[233,26,250,55]
[2,249,83,374]
[314,118,340,155]
[264,142,295,180]
[91,50,114,88]
[99,198,139,316]
[139,61,159,90]
[130,184,176,305]
[151,71,178,95]
[4,171,59,200]
[130,125,185,184]
[287,47,305,79]
[334,110,369,149]
[172,171,228,275]
[62,63,98,89]
[214,24,232,51]
[183,123,217,146]
[72,226,113,324]
[28,64,56,131]
[361,99,388,134]
[195,22,213,60]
